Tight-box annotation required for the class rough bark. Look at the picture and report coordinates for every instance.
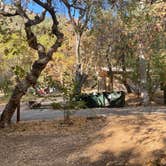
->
[138,43,149,106]
[121,54,132,93]
[123,80,132,93]
[75,33,81,65]
[0,0,64,127]
[164,89,166,105]
[105,45,113,92]
[74,67,88,96]
[73,33,88,96]
[108,67,113,92]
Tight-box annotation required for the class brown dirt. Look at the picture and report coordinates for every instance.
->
[126,92,165,106]
[0,113,166,166]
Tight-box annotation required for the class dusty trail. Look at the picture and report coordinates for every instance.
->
[0,107,166,166]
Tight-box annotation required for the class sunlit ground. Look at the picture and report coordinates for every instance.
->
[0,110,166,166]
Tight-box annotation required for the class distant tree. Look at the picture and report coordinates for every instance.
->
[61,0,94,97]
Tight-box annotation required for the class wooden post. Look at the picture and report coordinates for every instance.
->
[160,83,166,105]
[103,77,107,91]
[110,74,113,92]
[97,77,100,93]
[16,102,20,123]
[164,89,166,105]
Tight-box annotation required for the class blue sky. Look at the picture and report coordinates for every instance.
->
[3,0,68,16]
[27,1,68,17]
[3,1,83,20]
[28,2,43,14]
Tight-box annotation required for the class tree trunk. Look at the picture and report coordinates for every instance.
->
[75,33,81,65]
[121,54,132,93]
[16,102,20,123]
[123,80,132,93]
[73,32,87,96]
[0,0,64,128]
[164,89,166,105]
[138,44,149,106]
[107,67,113,92]
[147,60,153,102]
[0,57,50,127]
[73,65,87,97]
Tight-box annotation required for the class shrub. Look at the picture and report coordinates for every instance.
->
[51,102,62,109]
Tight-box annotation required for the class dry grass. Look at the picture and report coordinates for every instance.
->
[0,113,166,166]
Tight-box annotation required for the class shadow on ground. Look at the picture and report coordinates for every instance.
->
[0,110,166,166]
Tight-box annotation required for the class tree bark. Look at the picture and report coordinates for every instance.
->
[123,80,132,93]
[121,54,132,93]
[75,33,81,65]
[73,33,87,97]
[138,43,149,105]
[16,101,20,123]
[164,89,166,105]
[73,65,87,97]
[108,68,113,92]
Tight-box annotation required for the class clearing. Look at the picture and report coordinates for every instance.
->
[0,107,166,166]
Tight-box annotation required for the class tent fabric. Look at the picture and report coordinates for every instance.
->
[78,91,125,108]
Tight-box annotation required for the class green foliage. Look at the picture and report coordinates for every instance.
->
[0,0,165,100]
[61,71,75,101]
[0,77,12,95]
[51,102,62,110]
[64,100,87,110]
[12,65,26,80]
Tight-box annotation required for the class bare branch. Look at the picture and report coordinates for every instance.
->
[24,26,39,50]
[15,1,46,53]
[80,5,92,32]
[33,0,64,55]
[61,0,80,32]
[14,1,30,20]
[0,10,19,17]
[62,0,93,35]
[25,10,47,27]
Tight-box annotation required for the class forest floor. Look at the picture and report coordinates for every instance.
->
[0,109,166,166]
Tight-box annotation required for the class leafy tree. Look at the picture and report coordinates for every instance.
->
[61,0,94,97]
[0,0,64,127]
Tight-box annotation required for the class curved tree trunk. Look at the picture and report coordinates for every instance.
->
[0,1,64,127]
[0,57,50,127]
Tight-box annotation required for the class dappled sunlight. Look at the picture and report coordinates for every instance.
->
[1,112,166,165]
[81,114,166,165]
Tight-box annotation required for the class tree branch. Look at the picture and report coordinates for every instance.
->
[0,10,19,17]
[33,0,64,56]
[62,0,93,35]
[61,0,79,32]
[25,10,47,27]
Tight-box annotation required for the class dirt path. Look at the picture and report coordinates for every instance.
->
[0,109,166,166]
[1,104,166,122]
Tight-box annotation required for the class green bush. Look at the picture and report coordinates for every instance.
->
[51,102,62,109]
[63,100,87,110]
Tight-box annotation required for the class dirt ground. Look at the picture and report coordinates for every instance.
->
[0,110,166,166]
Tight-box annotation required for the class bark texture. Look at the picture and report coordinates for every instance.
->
[138,43,149,106]
[73,33,87,96]
[121,54,132,93]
